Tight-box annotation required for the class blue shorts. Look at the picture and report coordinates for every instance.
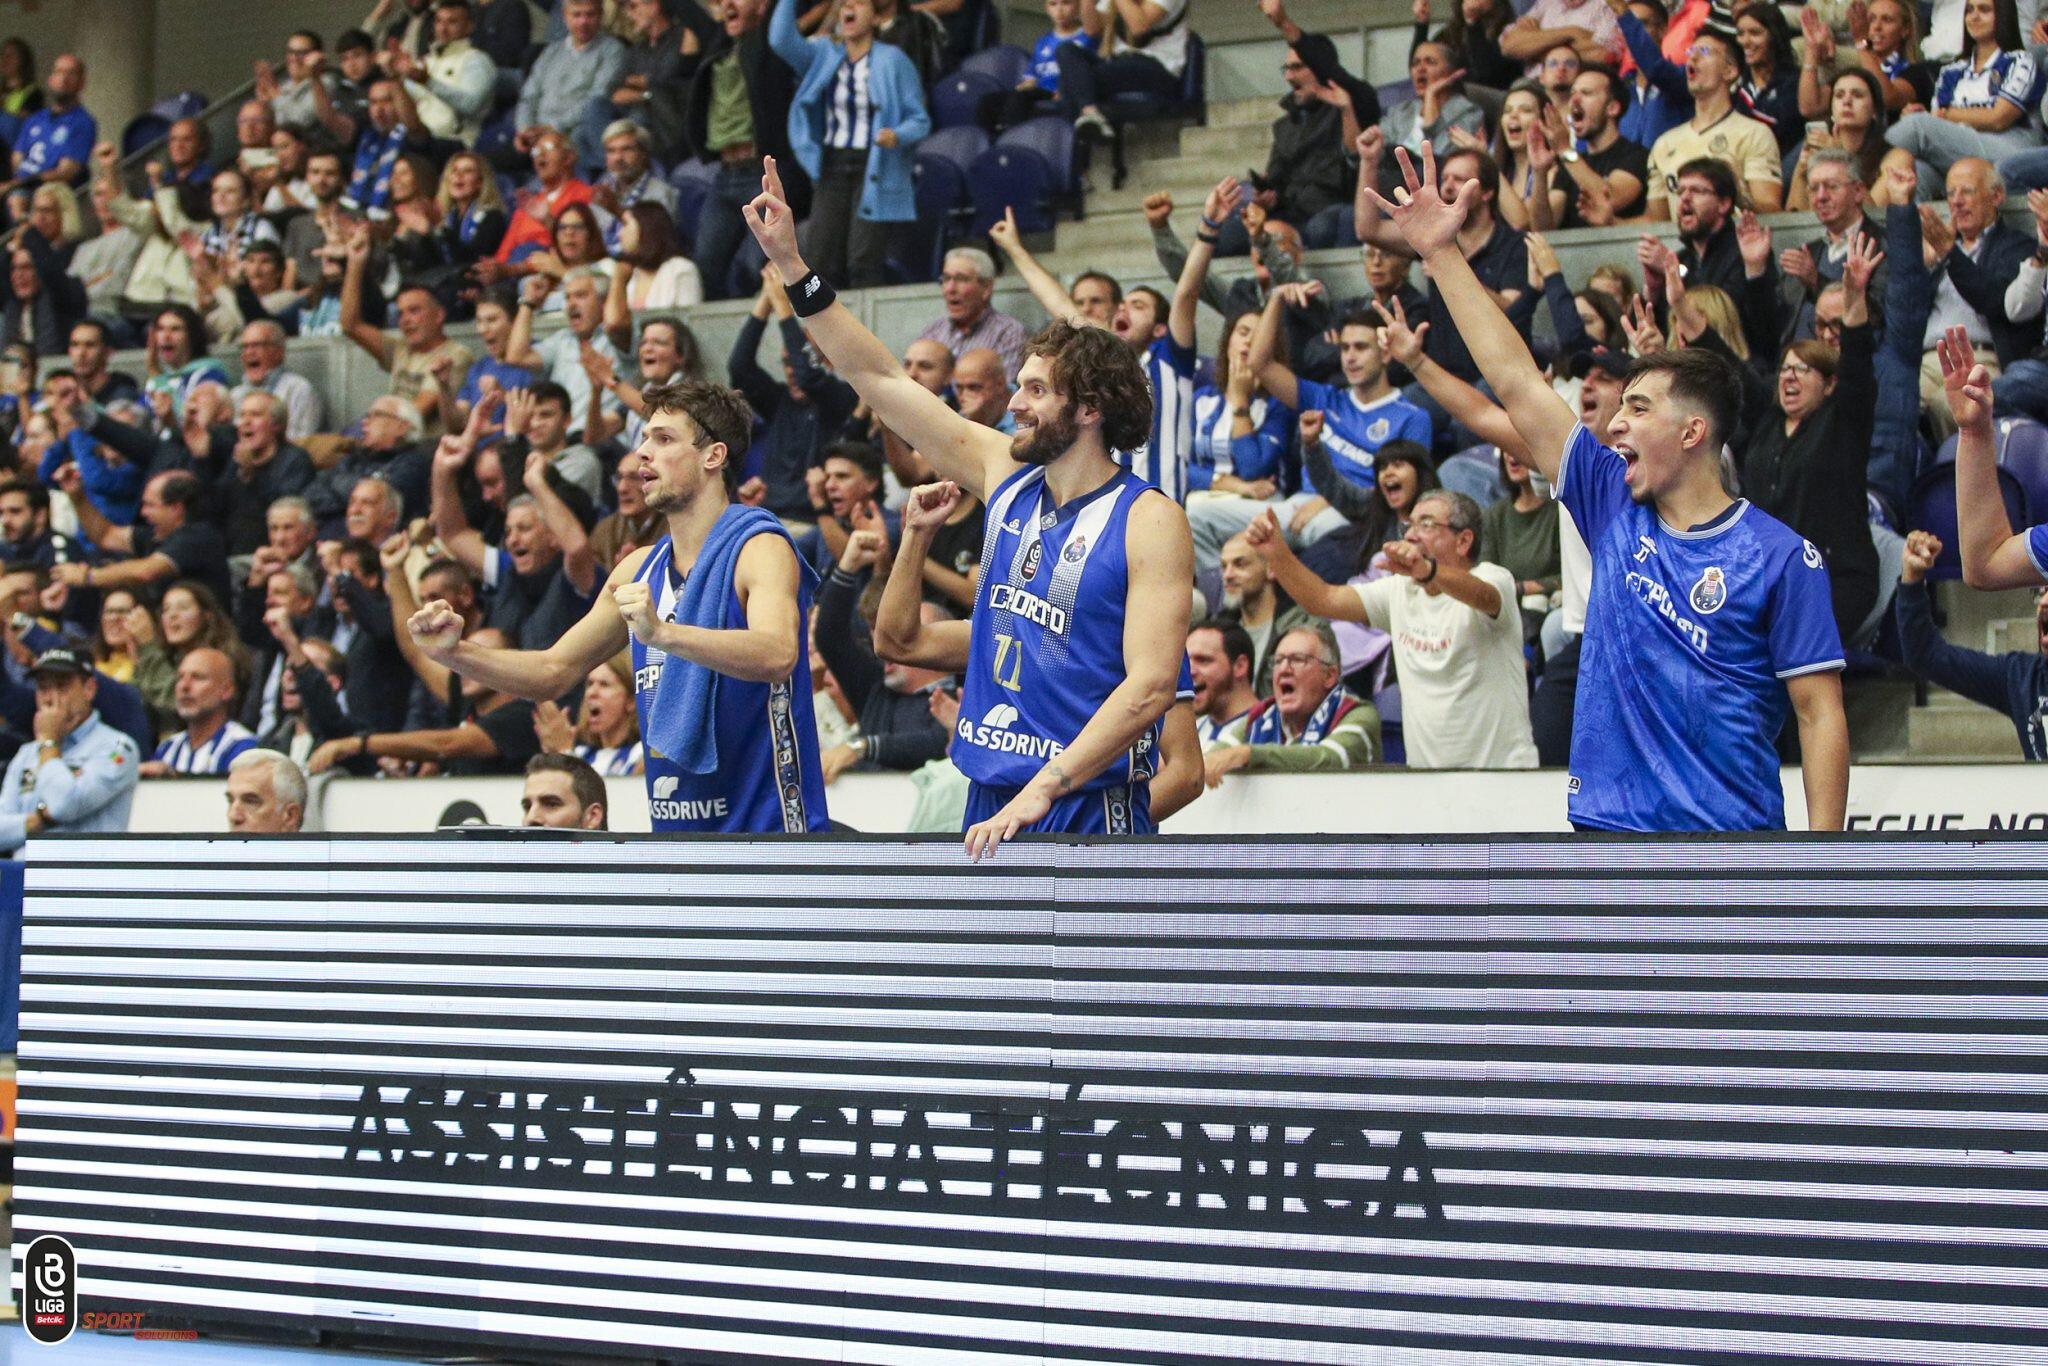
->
[962,781,1153,835]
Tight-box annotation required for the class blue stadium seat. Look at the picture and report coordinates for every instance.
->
[932,70,1003,129]
[960,43,1031,87]
[120,115,170,158]
[1993,416,2048,523]
[1375,79,1416,111]
[151,91,209,123]
[1436,444,1507,506]
[969,145,1055,235]
[996,116,1078,210]
[1103,31,1205,189]
[668,159,719,253]
[918,125,992,179]
[1908,460,2028,580]
[890,154,969,283]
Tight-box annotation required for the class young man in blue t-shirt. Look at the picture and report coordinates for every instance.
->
[1187,284,1433,568]
[1368,145,1849,832]
[10,54,94,189]
[1945,326,2048,591]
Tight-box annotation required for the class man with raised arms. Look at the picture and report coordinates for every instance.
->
[741,158,1193,856]
[405,382,830,833]
[1946,325,2048,590]
[1369,144,1848,831]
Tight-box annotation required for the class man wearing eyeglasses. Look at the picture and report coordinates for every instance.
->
[1246,486,1539,771]
[1201,620,1381,787]
[914,248,1030,379]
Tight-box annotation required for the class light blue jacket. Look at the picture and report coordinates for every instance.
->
[0,712,141,854]
[769,0,930,223]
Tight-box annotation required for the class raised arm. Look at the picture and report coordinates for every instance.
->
[1369,144,1574,480]
[1375,294,1534,462]
[1941,326,2046,588]
[1172,178,1241,350]
[428,397,499,575]
[743,157,1015,499]
[1242,506,1367,620]
[378,529,457,699]
[407,548,642,701]
[988,207,1080,322]
[520,449,598,596]
[1248,282,1307,408]
[1351,128,1413,254]
[338,222,391,367]
[873,481,974,670]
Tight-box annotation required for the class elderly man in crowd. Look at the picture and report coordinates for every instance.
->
[145,648,258,777]
[230,320,324,441]
[913,248,1028,376]
[340,227,473,437]
[0,647,140,853]
[1203,622,1381,785]
[224,749,309,832]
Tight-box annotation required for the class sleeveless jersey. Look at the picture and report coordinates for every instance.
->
[629,536,831,833]
[956,465,1159,792]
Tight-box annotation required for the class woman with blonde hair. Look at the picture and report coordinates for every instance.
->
[536,654,644,775]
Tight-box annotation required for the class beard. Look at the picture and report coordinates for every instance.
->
[1010,399,1081,466]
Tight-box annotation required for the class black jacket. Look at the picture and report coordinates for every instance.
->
[815,567,949,771]
[1940,220,2043,368]
[682,23,811,217]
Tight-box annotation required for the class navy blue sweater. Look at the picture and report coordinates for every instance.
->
[1895,580,2047,761]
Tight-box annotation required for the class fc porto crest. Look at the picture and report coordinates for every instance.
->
[1366,418,1391,443]
[1062,533,1088,564]
[1022,539,1043,579]
[1689,566,1728,615]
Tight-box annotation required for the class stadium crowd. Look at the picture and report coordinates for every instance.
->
[0,0,2045,843]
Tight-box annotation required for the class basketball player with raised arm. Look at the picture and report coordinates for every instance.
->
[1369,145,1848,831]
[406,382,830,833]
[741,157,1194,858]
[1944,326,2048,590]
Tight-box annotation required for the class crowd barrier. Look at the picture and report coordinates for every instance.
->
[9,833,2048,1362]
[119,761,2048,835]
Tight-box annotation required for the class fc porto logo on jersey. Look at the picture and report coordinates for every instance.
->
[1366,418,1390,444]
[1062,533,1088,564]
[1021,539,1043,580]
[1689,566,1729,615]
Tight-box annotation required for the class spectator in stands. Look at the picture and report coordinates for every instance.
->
[2,211,85,356]
[535,655,643,774]
[871,0,949,90]
[1895,530,2047,758]
[70,178,144,336]
[1251,489,1537,769]
[1504,0,1622,72]
[0,479,82,572]
[1991,189,2048,423]
[1612,0,1691,148]
[1412,0,1519,89]
[0,646,140,852]
[91,589,142,683]
[367,0,435,58]
[507,268,619,440]
[485,131,595,275]
[1799,0,1924,119]
[816,528,951,781]
[1481,448,1562,643]
[804,439,892,569]
[1780,147,1884,327]
[345,476,406,548]
[577,0,687,173]
[1381,44,1484,168]
[1732,3,1800,152]
[1888,0,2041,196]
[1921,157,2035,435]
[607,203,702,310]
[261,31,339,140]
[593,120,680,232]
[66,320,135,406]
[228,100,278,188]
[182,392,318,556]
[978,0,1096,133]
[241,564,319,736]
[228,322,323,444]
[520,751,610,827]
[1202,621,1379,784]
[326,30,380,141]
[1638,159,1781,357]
[468,0,532,70]
[1188,309,1293,502]
[138,303,227,420]
[1529,69,1649,229]
[341,79,434,222]
[1186,619,1256,744]
[52,471,232,606]
[1790,75,1893,214]
[1644,28,1781,213]
[143,647,257,777]
[340,226,474,438]
[1190,283,1431,568]
[913,247,1028,376]
[279,151,354,295]
[156,119,214,191]
[411,150,508,283]
[307,625,537,775]
[514,0,628,160]
[224,749,308,832]
[1215,531,1313,696]
[1058,0,1193,147]
[726,266,858,524]
[1356,131,1531,409]
[770,0,929,291]
[1249,40,1367,252]
[306,395,432,533]
[499,382,603,503]
[586,308,706,449]
[6,53,90,192]
[523,202,611,306]
[0,37,41,118]
[681,0,808,301]
[255,625,354,763]
[382,0,497,148]
[314,534,412,732]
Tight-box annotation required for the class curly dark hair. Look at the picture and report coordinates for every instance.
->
[642,378,755,497]
[1024,319,1153,455]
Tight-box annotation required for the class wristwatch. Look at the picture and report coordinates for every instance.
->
[1559,149,1581,165]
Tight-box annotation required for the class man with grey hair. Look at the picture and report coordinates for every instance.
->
[591,118,679,227]
[914,247,1029,377]
[346,475,406,545]
[1202,621,1381,786]
[231,320,325,441]
[1780,146,1884,327]
[1918,156,2037,438]
[1249,487,1539,770]
[509,267,621,440]
[304,395,432,533]
[182,390,318,556]
[226,749,309,833]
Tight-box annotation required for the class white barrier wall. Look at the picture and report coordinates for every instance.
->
[12,835,2048,1362]
[123,763,2048,836]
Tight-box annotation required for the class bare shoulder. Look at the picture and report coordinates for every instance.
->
[1126,486,1194,547]
[605,543,656,589]
[735,527,801,585]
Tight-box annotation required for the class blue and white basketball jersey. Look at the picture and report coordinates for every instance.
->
[153,721,257,775]
[956,466,1159,792]
[1558,425,1845,832]
[629,537,830,833]
[2027,522,2048,580]
[575,740,646,776]
[1125,334,1197,504]
[1294,379,1435,495]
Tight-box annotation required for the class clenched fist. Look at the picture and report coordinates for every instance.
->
[612,580,658,642]
[407,599,464,654]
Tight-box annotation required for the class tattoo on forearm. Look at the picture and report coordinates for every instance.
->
[1049,764,1073,795]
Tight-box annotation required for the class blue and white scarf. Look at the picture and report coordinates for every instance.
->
[1242,687,1353,747]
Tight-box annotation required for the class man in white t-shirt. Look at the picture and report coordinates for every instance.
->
[1247,487,1538,770]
